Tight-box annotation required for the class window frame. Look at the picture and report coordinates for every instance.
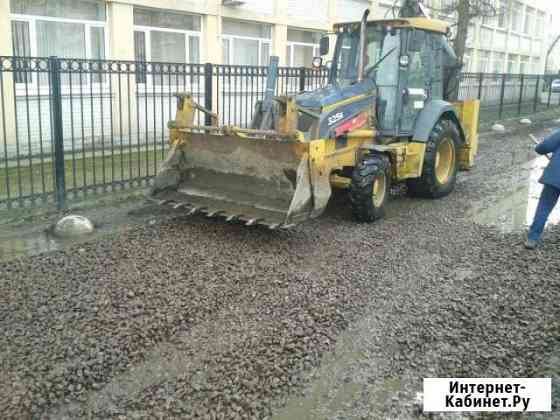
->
[535,11,545,39]
[478,51,490,73]
[519,55,530,74]
[481,0,497,27]
[532,58,541,74]
[523,7,534,36]
[509,2,523,34]
[507,54,519,74]
[132,23,203,90]
[10,12,108,93]
[492,53,506,74]
[497,0,508,29]
[220,33,271,67]
[286,41,320,67]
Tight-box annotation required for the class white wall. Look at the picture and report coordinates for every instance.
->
[335,0,370,22]
[234,0,274,16]
[287,0,329,24]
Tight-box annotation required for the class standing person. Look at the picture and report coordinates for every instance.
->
[525,129,560,249]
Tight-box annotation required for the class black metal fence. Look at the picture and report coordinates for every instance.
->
[0,55,559,211]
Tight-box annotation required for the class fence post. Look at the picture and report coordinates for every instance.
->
[48,56,66,210]
[204,62,213,126]
[298,67,306,93]
[533,75,540,113]
[518,74,524,116]
[498,73,506,119]
[477,72,484,99]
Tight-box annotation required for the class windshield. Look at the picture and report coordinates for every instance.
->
[331,24,401,87]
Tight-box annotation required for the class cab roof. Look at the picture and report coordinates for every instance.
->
[333,17,450,35]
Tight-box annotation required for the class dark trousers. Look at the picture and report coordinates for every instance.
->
[528,184,560,241]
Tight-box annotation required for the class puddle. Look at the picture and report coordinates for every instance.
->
[0,225,115,262]
[472,156,560,233]
[0,200,179,262]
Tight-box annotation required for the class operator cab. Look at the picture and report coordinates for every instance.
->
[316,18,457,138]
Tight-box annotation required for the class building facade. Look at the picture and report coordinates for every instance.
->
[1,0,373,68]
[408,0,553,74]
[1,0,555,74]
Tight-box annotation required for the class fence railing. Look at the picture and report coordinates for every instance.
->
[0,55,559,211]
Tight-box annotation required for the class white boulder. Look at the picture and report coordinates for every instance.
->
[520,118,532,125]
[492,123,505,133]
[53,215,95,237]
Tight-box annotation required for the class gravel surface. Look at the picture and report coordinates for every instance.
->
[1,122,559,419]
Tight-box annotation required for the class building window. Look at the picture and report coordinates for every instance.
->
[510,2,522,33]
[479,28,493,47]
[519,56,530,74]
[10,0,106,59]
[494,30,506,50]
[482,0,496,26]
[533,58,541,74]
[221,19,271,66]
[10,0,106,85]
[11,20,31,83]
[10,0,105,20]
[286,29,322,67]
[497,0,508,29]
[493,53,505,73]
[133,8,201,66]
[478,51,490,73]
[523,7,534,36]
[508,54,519,74]
[536,12,545,39]
[466,24,475,47]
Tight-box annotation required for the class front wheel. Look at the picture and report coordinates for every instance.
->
[407,119,460,198]
[349,154,391,222]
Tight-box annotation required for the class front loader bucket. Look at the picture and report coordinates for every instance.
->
[148,132,316,228]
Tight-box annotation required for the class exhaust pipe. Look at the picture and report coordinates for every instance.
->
[357,8,370,83]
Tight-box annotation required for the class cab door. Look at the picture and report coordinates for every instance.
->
[400,29,434,134]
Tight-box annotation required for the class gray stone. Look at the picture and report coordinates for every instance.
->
[53,215,94,237]
[492,123,505,133]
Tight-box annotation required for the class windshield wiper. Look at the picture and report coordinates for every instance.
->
[369,47,397,72]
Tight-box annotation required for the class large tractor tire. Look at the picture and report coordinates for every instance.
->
[407,119,460,198]
[349,154,391,222]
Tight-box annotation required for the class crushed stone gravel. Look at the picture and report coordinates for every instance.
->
[1,123,559,419]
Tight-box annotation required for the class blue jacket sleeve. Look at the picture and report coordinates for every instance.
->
[535,129,560,155]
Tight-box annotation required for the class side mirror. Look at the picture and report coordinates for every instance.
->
[319,36,329,56]
[409,29,425,53]
[312,57,323,69]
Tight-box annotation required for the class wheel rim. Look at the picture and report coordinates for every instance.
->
[435,138,455,185]
[372,173,386,208]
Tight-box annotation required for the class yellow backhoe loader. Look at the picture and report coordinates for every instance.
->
[148,1,480,229]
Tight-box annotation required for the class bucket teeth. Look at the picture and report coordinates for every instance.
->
[207,210,224,218]
[151,193,291,229]
[226,214,241,222]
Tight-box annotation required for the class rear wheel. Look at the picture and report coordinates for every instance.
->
[349,154,391,222]
[407,119,460,198]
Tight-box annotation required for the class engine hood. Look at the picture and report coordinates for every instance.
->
[295,79,375,110]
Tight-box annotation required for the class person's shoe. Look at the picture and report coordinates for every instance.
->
[524,239,539,250]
